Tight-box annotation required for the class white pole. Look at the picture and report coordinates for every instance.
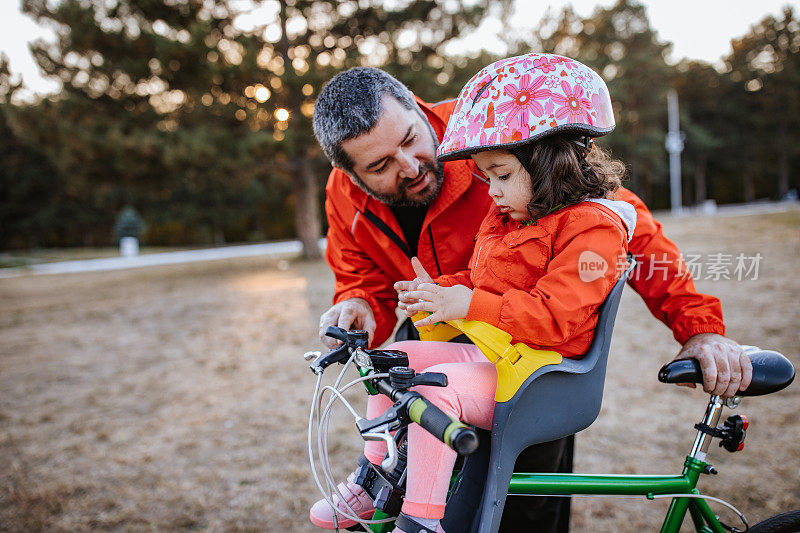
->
[665,89,684,215]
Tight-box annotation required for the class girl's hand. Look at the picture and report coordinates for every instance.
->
[395,257,434,312]
[407,284,473,326]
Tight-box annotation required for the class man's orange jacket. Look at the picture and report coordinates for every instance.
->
[324,98,725,347]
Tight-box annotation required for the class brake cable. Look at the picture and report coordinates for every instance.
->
[307,353,395,528]
[318,370,395,526]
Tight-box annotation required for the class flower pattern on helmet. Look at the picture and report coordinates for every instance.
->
[466,110,484,137]
[552,81,593,125]
[495,74,550,134]
[479,130,497,146]
[532,56,556,73]
[448,125,467,152]
[468,74,492,102]
[437,52,616,161]
[591,87,614,129]
[544,75,561,89]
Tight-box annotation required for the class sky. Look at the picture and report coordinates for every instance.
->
[0,0,795,99]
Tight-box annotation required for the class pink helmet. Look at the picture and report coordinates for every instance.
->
[437,53,615,162]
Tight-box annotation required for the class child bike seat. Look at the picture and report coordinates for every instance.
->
[474,263,635,533]
[658,349,795,396]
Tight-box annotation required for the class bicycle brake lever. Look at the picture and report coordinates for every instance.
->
[410,372,448,388]
[309,344,350,374]
[303,351,321,361]
[362,428,398,472]
[356,408,402,434]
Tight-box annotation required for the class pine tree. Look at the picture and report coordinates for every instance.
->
[524,0,674,205]
[19,0,510,254]
[724,7,800,199]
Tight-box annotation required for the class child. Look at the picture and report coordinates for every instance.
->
[310,53,636,533]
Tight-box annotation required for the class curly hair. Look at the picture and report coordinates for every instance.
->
[509,136,626,219]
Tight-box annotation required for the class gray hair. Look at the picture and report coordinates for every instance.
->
[312,67,417,172]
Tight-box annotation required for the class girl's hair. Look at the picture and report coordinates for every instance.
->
[511,136,625,219]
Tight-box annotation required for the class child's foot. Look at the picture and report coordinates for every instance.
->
[309,473,375,529]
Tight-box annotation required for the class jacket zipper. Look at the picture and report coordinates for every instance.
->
[427,225,442,277]
[474,234,501,274]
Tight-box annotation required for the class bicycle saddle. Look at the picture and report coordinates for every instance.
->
[658,349,795,396]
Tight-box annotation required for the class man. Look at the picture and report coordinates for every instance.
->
[311,67,751,531]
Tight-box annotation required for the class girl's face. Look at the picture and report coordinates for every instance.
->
[471,149,532,221]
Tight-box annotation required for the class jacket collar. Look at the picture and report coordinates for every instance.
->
[484,207,549,239]
[416,97,476,224]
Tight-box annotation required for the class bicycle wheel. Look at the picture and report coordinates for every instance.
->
[748,511,800,533]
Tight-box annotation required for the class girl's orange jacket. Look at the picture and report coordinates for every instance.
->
[435,201,633,358]
[323,98,725,348]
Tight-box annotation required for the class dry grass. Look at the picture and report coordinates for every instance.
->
[1,208,798,532]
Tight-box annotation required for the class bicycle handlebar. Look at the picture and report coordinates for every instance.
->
[364,377,479,456]
[407,395,480,455]
[314,327,479,456]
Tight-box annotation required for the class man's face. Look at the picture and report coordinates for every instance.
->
[340,96,443,207]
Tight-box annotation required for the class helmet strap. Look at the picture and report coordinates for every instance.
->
[574,136,594,162]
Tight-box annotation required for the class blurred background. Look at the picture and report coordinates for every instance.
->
[1,0,798,259]
[1,2,799,531]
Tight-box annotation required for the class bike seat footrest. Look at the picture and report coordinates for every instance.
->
[354,455,404,516]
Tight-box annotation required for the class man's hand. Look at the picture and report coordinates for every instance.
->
[406,284,473,327]
[673,333,752,398]
[318,298,376,349]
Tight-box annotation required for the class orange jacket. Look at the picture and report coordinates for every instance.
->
[614,188,725,344]
[324,98,493,346]
[324,99,725,347]
[435,201,632,358]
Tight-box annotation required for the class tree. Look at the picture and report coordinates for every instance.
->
[19,0,285,246]
[671,61,726,205]
[18,0,510,255]
[522,0,674,205]
[0,56,69,248]
[723,7,800,199]
[240,0,512,257]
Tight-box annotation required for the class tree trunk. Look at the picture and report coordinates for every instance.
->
[695,155,707,204]
[743,174,755,203]
[214,227,225,245]
[777,117,789,198]
[628,165,642,201]
[277,2,320,260]
[293,156,322,259]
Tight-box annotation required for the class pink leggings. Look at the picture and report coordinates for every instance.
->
[363,340,497,519]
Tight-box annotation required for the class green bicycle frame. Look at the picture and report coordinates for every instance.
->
[367,456,722,533]
[508,456,724,533]
[361,389,733,533]
[501,396,731,533]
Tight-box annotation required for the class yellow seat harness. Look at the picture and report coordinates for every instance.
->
[413,313,562,402]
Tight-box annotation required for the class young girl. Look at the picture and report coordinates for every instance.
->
[310,53,636,533]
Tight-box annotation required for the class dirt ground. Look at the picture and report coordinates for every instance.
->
[1,208,798,532]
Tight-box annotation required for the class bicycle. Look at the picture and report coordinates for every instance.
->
[306,326,797,533]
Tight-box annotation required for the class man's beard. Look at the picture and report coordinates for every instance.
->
[352,160,445,208]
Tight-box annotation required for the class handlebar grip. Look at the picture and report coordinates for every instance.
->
[408,397,479,455]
